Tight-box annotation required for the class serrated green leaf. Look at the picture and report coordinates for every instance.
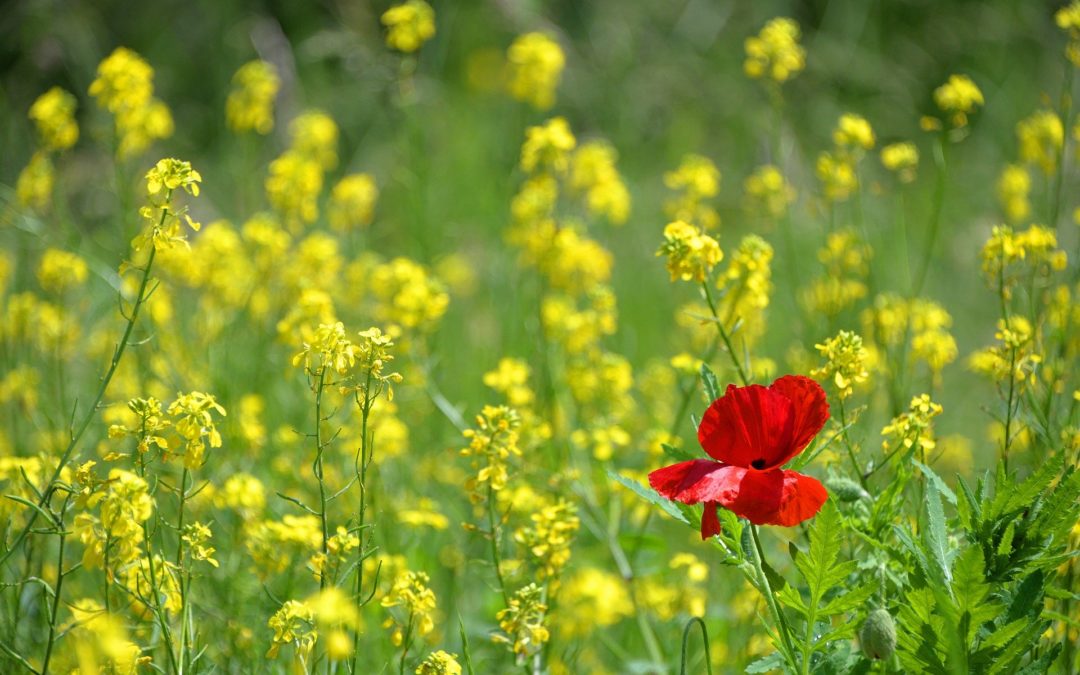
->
[744,652,784,673]
[661,442,696,463]
[700,363,721,402]
[607,470,689,525]
[776,584,808,616]
[922,479,952,588]
[819,582,875,616]
[914,460,957,505]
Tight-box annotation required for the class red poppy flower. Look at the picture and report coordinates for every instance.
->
[648,375,830,539]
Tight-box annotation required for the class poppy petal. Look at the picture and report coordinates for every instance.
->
[700,502,721,539]
[764,375,831,468]
[697,383,795,468]
[648,460,744,504]
[719,468,785,524]
[766,470,829,527]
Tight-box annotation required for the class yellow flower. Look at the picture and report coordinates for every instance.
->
[657,220,722,283]
[744,17,806,83]
[812,330,870,399]
[29,86,79,151]
[833,113,875,151]
[996,165,1031,223]
[226,59,280,134]
[744,164,796,217]
[416,650,462,675]
[880,142,918,183]
[16,151,54,212]
[521,117,577,174]
[493,584,550,660]
[816,151,857,202]
[267,600,318,659]
[571,141,631,225]
[1056,1,1080,65]
[1016,109,1064,175]
[506,32,565,110]
[933,74,983,128]
[382,0,436,53]
[328,173,379,232]
[665,154,720,229]
[89,47,154,114]
[36,248,88,294]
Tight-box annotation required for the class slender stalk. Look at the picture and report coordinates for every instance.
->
[174,467,190,673]
[137,455,181,675]
[40,498,71,675]
[351,373,375,673]
[312,367,330,589]
[749,525,799,671]
[701,281,750,386]
[679,617,713,675]
[486,483,510,608]
[837,398,867,488]
[398,612,415,675]
[912,133,947,297]
[1,191,169,567]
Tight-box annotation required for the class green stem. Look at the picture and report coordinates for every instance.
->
[175,467,190,673]
[679,617,713,675]
[487,483,510,609]
[749,525,799,671]
[351,376,374,674]
[837,397,867,488]
[912,133,947,297]
[701,281,751,386]
[0,190,170,567]
[40,499,70,675]
[313,367,330,589]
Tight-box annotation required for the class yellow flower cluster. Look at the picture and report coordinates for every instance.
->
[15,151,54,213]
[657,220,722,283]
[329,173,379,232]
[226,59,280,134]
[570,141,631,225]
[382,0,436,53]
[369,257,450,331]
[556,568,633,637]
[744,164,796,218]
[817,114,874,203]
[521,117,577,175]
[267,600,318,660]
[665,154,721,230]
[1056,1,1080,65]
[997,165,1032,223]
[167,390,227,469]
[494,583,550,660]
[133,157,203,252]
[514,497,579,580]
[862,294,958,379]
[506,32,565,110]
[744,17,806,83]
[381,570,437,646]
[246,515,322,579]
[715,235,774,347]
[880,142,919,183]
[181,521,219,567]
[1016,109,1064,175]
[67,598,151,674]
[74,468,154,569]
[416,650,462,674]
[29,86,78,151]
[969,316,1042,386]
[37,248,88,294]
[931,74,984,129]
[89,47,174,157]
[880,394,943,457]
[461,405,522,496]
[801,229,871,316]
[812,330,870,399]
[266,110,340,230]
[980,224,1067,290]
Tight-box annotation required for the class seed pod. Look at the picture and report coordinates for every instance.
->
[860,608,897,660]
[826,476,870,502]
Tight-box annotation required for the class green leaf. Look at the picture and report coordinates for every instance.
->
[744,652,784,673]
[661,442,696,463]
[922,479,952,588]
[607,470,689,525]
[819,582,875,616]
[700,362,721,402]
[914,460,957,506]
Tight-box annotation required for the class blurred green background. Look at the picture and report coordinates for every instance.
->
[1,0,1073,465]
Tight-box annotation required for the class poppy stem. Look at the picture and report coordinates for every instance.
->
[701,281,751,386]
[836,397,868,489]
[748,524,800,670]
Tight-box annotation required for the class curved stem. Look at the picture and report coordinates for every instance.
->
[679,617,713,675]
[912,134,947,297]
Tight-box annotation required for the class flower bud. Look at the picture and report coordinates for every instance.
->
[826,476,870,502]
[860,608,897,660]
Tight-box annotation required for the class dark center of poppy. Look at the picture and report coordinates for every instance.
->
[751,458,766,470]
